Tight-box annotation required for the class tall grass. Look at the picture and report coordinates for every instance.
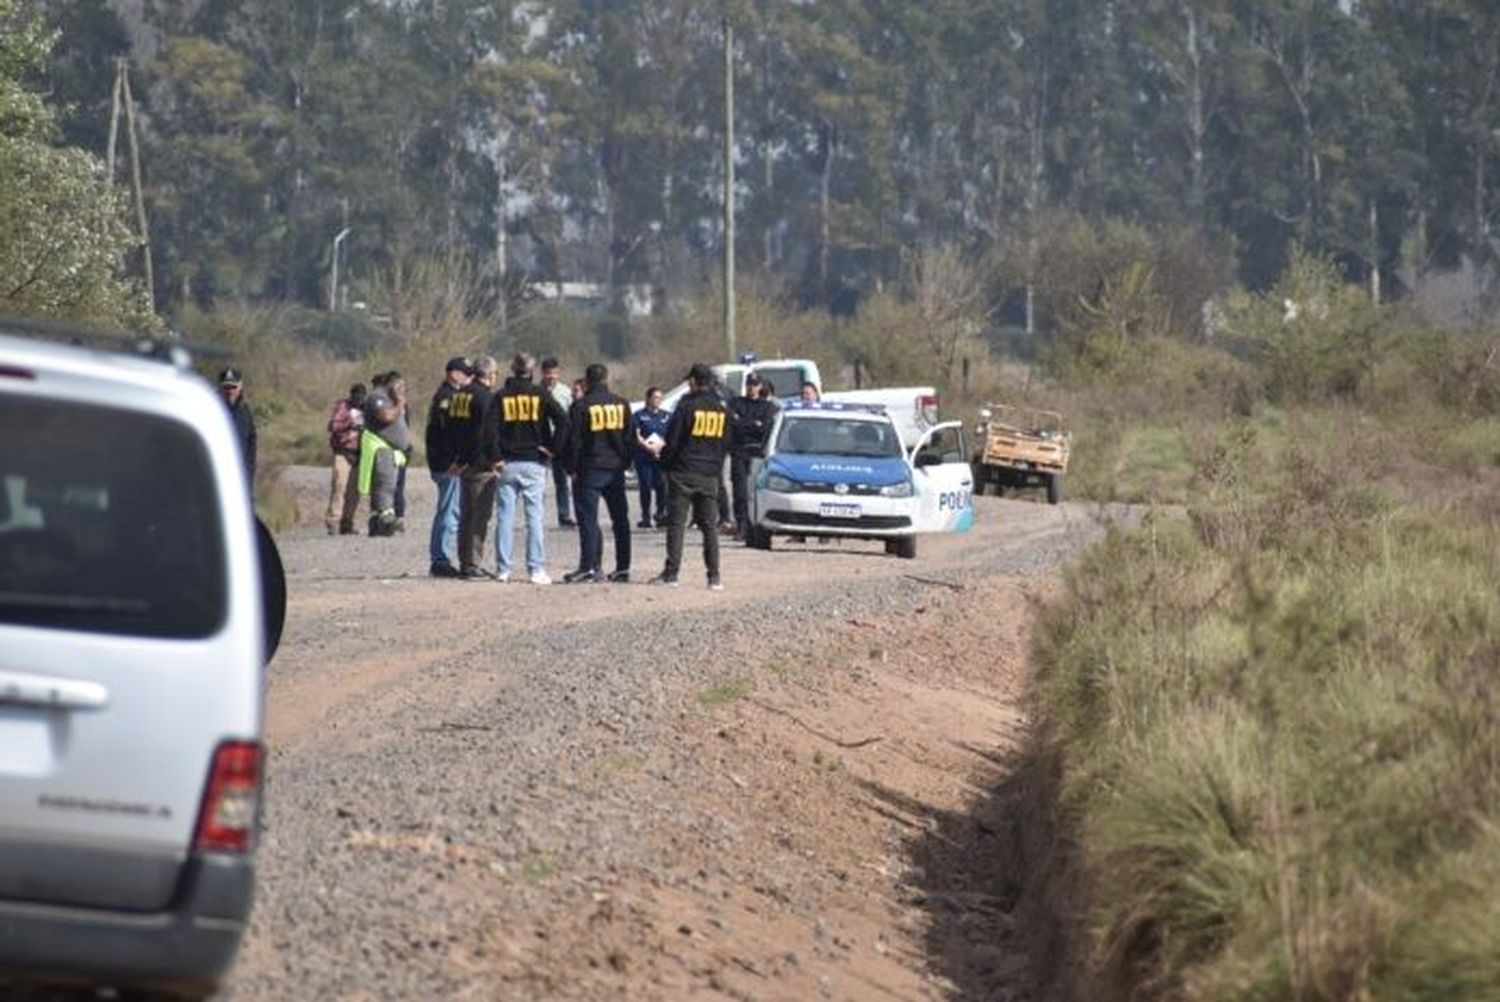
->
[1031,253,1500,999]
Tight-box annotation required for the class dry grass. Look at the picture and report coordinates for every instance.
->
[1030,271,1500,999]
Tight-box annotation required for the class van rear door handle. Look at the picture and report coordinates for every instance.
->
[0,670,109,711]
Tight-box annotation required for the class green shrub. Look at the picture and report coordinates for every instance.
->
[1221,249,1383,404]
[1035,461,1500,1000]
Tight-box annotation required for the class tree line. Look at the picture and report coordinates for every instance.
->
[15,0,1500,329]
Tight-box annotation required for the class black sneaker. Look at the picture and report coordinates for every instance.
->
[563,568,601,584]
[459,566,491,581]
[429,563,460,579]
[636,519,652,529]
[707,575,724,592]
[649,572,679,587]
[607,569,630,583]
[558,519,578,528]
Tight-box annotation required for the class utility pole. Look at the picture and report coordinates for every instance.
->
[107,59,155,313]
[723,13,736,361]
[330,227,351,311]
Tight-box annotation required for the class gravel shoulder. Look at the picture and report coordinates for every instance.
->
[222,467,1122,1001]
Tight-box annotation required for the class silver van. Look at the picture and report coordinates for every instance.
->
[0,328,285,999]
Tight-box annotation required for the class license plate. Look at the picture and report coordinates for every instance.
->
[818,502,862,520]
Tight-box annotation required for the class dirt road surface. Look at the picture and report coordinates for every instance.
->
[220,469,1119,1001]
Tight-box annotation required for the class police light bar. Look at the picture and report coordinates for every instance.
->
[784,400,887,415]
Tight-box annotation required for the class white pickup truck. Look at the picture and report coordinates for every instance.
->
[647,358,940,448]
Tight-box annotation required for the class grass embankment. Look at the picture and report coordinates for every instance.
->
[1032,314,1500,997]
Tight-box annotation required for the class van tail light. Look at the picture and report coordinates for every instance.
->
[195,741,263,853]
[919,393,940,427]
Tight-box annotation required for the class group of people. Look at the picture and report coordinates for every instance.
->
[325,353,785,590]
[324,369,415,537]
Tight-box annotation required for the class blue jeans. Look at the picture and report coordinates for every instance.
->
[635,459,667,523]
[428,470,462,568]
[576,467,631,574]
[495,460,548,574]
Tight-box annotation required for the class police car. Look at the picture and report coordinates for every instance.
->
[744,401,974,558]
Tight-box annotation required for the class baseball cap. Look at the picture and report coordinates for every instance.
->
[686,362,715,384]
[445,355,473,375]
[218,367,243,387]
[745,372,763,386]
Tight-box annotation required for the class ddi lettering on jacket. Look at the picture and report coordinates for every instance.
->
[502,395,541,422]
[588,402,627,431]
[691,410,726,438]
[450,392,475,420]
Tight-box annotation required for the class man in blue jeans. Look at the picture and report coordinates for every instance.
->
[424,356,473,576]
[483,353,568,585]
[563,363,632,583]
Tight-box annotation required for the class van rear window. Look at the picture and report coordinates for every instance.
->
[0,396,227,638]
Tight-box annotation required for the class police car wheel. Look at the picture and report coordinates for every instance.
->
[885,537,917,559]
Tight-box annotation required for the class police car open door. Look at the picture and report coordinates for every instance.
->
[907,421,974,533]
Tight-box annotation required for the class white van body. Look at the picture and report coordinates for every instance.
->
[0,331,274,1000]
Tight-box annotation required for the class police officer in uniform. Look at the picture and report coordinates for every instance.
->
[563,363,632,584]
[218,368,257,486]
[483,353,569,584]
[652,363,731,590]
[450,356,499,579]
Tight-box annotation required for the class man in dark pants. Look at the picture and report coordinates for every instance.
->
[218,368,257,487]
[652,363,730,590]
[540,357,576,527]
[563,363,632,584]
[451,356,499,579]
[728,373,777,535]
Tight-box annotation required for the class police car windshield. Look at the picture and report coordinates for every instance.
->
[0,397,227,639]
[776,416,902,458]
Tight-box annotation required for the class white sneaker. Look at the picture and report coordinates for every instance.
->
[529,570,552,586]
[496,571,511,583]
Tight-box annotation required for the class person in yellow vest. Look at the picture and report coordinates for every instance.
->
[357,379,409,536]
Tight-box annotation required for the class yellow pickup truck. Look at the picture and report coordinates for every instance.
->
[971,404,1070,504]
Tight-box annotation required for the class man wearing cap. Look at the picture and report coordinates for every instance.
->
[652,362,731,590]
[424,356,474,577]
[218,368,257,486]
[728,373,778,536]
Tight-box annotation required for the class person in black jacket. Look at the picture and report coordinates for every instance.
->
[728,373,778,536]
[562,363,633,584]
[218,368,257,489]
[424,356,473,576]
[652,362,731,590]
[449,356,498,579]
[482,352,568,584]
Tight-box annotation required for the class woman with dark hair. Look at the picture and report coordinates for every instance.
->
[631,386,670,527]
[325,382,366,534]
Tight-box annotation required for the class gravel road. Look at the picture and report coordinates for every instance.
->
[217,467,1122,1001]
